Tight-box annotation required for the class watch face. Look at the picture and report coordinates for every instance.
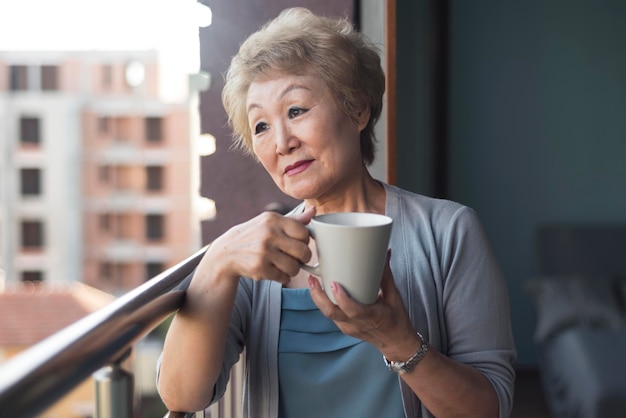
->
[392,363,408,374]
[383,356,409,374]
[383,332,428,374]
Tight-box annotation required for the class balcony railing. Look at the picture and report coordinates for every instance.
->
[0,246,208,418]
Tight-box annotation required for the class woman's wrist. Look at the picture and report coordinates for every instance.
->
[182,249,239,314]
[380,329,425,362]
[382,332,429,374]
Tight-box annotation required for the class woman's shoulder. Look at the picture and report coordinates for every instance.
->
[383,182,474,221]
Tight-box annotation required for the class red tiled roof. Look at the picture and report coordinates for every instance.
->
[0,281,115,346]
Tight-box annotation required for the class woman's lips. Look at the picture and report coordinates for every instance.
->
[284,160,313,176]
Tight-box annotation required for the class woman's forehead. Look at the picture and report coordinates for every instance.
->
[247,73,326,105]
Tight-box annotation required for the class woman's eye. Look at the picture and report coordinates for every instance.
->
[288,107,306,119]
[254,122,269,134]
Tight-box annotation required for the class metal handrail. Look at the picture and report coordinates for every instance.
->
[0,245,208,418]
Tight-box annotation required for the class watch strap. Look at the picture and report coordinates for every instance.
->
[382,331,428,374]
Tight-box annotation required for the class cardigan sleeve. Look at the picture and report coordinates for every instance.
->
[439,206,517,417]
[207,277,251,406]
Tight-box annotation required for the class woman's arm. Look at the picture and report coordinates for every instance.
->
[309,262,501,417]
[157,244,240,412]
[309,207,515,417]
[158,208,315,412]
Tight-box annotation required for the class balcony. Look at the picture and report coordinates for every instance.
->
[0,247,208,417]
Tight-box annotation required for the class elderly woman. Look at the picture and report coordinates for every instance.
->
[158,7,516,418]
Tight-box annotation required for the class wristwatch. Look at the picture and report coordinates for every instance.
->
[382,331,429,374]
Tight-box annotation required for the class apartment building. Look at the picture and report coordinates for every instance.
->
[0,50,202,294]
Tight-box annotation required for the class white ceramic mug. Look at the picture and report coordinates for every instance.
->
[301,212,393,304]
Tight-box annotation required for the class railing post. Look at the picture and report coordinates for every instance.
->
[93,351,134,418]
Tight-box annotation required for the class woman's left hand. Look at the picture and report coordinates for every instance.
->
[308,251,422,360]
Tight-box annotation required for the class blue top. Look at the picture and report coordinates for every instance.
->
[278,288,404,418]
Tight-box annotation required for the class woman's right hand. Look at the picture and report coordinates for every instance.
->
[158,206,316,412]
[198,206,316,286]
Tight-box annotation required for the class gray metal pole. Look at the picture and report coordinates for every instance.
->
[93,358,134,418]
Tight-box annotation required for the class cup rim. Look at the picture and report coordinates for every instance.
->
[311,212,392,227]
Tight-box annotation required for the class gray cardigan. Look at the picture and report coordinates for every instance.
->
[210,183,516,417]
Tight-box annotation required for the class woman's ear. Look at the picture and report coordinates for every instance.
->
[355,101,371,132]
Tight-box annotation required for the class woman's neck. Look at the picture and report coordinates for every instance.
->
[304,171,386,215]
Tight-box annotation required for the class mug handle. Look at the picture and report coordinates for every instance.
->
[300,224,320,274]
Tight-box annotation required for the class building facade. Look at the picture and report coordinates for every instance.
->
[0,50,202,294]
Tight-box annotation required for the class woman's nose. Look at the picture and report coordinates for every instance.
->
[275,124,299,155]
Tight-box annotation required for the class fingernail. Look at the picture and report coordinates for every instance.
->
[330,282,337,292]
[308,275,316,289]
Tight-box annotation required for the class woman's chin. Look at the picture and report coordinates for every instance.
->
[281,184,320,201]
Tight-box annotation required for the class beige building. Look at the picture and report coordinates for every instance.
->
[0,50,203,294]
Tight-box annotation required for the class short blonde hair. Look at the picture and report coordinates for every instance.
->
[222,7,385,165]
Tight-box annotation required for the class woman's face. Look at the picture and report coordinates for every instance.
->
[247,72,369,202]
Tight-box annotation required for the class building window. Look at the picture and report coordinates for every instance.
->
[102,64,113,89]
[20,168,42,196]
[20,117,41,145]
[21,220,44,249]
[146,165,164,191]
[98,116,110,135]
[22,271,43,282]
[41,65,59,91]
[145,117,163,143]
[99,213,111,232]
[100,262,113,280]
[145,214,164,240]
[145,262,164,281]
[100,262,132,285]
[10,65,28,90]
[98,165,110,183]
